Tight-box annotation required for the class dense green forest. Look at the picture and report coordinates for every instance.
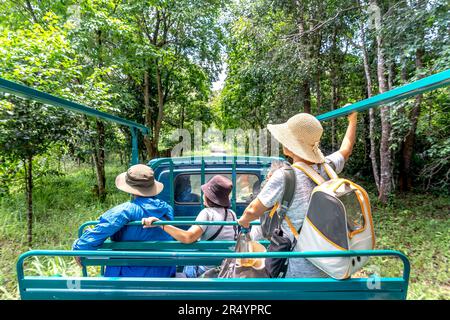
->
[0,0,449,299]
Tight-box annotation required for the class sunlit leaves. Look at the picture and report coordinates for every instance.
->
[0,13,79,162]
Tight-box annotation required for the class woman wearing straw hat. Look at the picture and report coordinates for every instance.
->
[237,112,358,277]
[73,164,176,278]
[142,175,238,278]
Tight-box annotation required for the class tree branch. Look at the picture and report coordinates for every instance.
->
[284,5,362,40]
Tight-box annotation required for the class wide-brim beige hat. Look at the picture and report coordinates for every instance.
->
[267,113,325,163]
[115,164,164,197]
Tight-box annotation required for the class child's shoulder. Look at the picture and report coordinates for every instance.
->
[196,207,215,220]
[199,207,230,217]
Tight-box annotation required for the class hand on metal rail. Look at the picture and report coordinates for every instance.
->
[142,217,161,229]
[237,216,251,229]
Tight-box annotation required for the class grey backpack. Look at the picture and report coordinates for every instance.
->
[260,163,300,278]
[260,163,297,239]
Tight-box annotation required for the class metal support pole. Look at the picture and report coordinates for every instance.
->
[130,127,139,165]
[200,158,206,210]
[169,159,174,207]
[232,155,237,213]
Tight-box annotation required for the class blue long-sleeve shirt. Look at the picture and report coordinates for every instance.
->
[73,196,176,277]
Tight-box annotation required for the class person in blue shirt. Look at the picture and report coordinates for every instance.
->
[73,164,176,278]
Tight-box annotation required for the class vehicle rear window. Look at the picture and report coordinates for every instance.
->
[174,173,260,204]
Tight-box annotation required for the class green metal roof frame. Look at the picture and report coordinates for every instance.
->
[0,77,148,164]
[316,69,450,121]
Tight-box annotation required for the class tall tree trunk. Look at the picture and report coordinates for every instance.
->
[387,62,396,190]
[294,2,311,114]
[387,63,395,91]
[25,155,33,247]
[142,8,169,159]
[362,111,372,172]
[360,15,380,190]
[372,0,392,203]
[369,109,379,187]
[25,0,38,23]
[144,65,165,158]
[331,26,339,150]
[399,47,424,191]
[143,70,155,158]
[93,120,106,201]
[314,25,323,115]
[90,29,107,200]
[302,80,311,114]
[358,0,380,193]
[315,72,321,114]
[154,65,165,155]
[331,89,337,150]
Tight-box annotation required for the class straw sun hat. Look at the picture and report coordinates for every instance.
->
[267,113,326,164]
[115,164,163,197]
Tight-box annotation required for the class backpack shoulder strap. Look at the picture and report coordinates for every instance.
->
[207,208,228,241]
[229,209,238,240]
[292,162,326,185]
[277,164,300,237]
[280,164,296,209]
[322,162,339,179]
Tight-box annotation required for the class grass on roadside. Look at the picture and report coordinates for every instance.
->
[0,162,128,299]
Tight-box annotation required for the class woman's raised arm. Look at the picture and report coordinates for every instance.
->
[339,112,358,161]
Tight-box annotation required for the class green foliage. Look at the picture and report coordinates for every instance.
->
[0,14,80,162]
[416,88,450,191]
[218,0,450,193]
[0,157,20,196]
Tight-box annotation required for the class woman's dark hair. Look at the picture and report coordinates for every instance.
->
[204,196,226,208]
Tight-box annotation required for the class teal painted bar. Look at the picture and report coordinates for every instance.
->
[200,158,206,210]
[20,277,406,290]
[231,155,237,212]
[149,156,281,169]
[21,276,405,288]
[100,239,269,250]
[150,220,261,226]
[0,78,149,133]
[19,277,407,300]
[20,288,405,300]
[16,249,410,262]
[130,127,139,165]
[78,220,262,237]
[316,69,450,121]
[81,257,225,267]
[169,159,175,207]
[20,277,406,298]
